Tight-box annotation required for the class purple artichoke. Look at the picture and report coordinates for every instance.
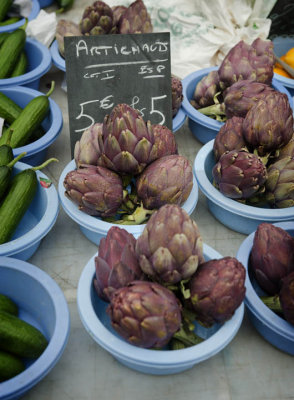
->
[112,5,127,26]
[279,272,294,325]
[276,136,294,160]
[118,0,152,34]
[218,38,274,90]
[250,223,294,295]
[136,154,193,209]
[147,124,178,164]
[99,103,155,175]
[63,165,123,216]
[265,156,294,208]
[190,70,220,110]
[107,280,182,348]
[213,117,247,162]
[74,123,103,168]
[171,75,183,117]
[56,19,82,57]
[135,204,204,284]
[80,1,116,35]
[188,257,246,326]
[242,91,293,157]
[94,226,144,302]
[212,150,267,200]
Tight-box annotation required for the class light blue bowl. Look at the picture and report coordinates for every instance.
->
[0,38,52,90]
[272,36,294,97]
[0,256,70,400]
[182,66,294,144]
[194,140,294,234]
[0,161,59,260]
[77,244,244,375]
[0,0,40,33]
[38,0,54,7]
[58,159,199,245]
[1,86,63,166]
[236,221,294,355]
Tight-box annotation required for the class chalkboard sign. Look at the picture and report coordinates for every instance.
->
[64,32,172,156]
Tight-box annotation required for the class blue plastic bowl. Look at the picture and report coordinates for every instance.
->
[272,36,294,97]
[0,0,40,33]
[0,38,52,90]
[182,66,294,144]
[0,256,70,400]
[194,140,294,234]
[236,221,294,355]
[58,159,199,245]
[1,86,63,166]
[38,0,54,7]
[0,161,59,260]
[77,243,244,375]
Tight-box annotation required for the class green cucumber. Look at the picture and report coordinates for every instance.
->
[10,51,27,77]
[0,350,25,382]
[0,28,26,79]
[0,17,21,26]
[0,294,18,316]
[0,311,48,359]
[0,0,13,23]
[0,158,58,244]
[0,81,55,148]
[0,152,26,201]
[0,32,9,47]
[0,145,13,166]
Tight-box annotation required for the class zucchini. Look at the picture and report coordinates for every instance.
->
[0,158,57,244]
[0,0,13,23]
[0,350,25,382]
[0,311,48,359]
[0,152,26,201]
[0,28,26,79]
[0,81,55,148]
[0,294,18,316]
[10,51,27,77]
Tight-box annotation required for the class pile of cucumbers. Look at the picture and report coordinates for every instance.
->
[0,0,22,27]
[0,293,48,382]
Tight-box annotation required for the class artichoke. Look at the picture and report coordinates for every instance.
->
[74,123,103,168]
[250,223,294,295]
[265,156,294,208]
[99,103,155,176]
[56,19,82,57]
[94,226,144,302]
[107,280,182,348]
[112,5,127,26]
[171,75,183,117]
[188,257,246,326]
[63,165,123,216]
[135,204,204,285]
[212,150,267,200]
[80,1,116,35]
[276,136,294,160]
[118,0,152,34]
[213,117,247,162]
[190,70,220,110]
[136,155,193,209]
[147,124,178,164]
[242,91,294,157]
[218,38,274,90]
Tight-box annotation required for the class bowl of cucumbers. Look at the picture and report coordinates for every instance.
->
[0,0,40,34]
[0,159,59,261]
[0,256,70,398]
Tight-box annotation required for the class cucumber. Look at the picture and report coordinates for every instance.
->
[0,158,58,244]
[0,28,26,79]
[0,311,48,359]
[0,350,25,382]
[0,0,13,23]
[0,32,9,47]
[0,152,26,201]
[0,145,13,166]
[0,294,18,316]
[10,51,27,77]
[0,17,21,26]
[0,81,55,148]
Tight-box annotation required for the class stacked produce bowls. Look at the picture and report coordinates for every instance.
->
[273,36,294,96]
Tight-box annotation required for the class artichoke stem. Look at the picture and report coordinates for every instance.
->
[170,339,186,350]
[120,203,155,224]
[172,325,204,347]
[197,103,225,117]
[260,295,282,313]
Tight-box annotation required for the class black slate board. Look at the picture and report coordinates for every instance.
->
[64,32,172,156]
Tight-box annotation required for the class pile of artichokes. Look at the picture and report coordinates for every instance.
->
[64,103,192,224]
[250,223,294,326]
[94,204,246,349]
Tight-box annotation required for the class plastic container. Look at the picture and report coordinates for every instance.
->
[194,140,294,235]
[0,0,40,33]
[58,159,199,245]
[236,221,294,355]
[0,256,70,400]
[77,243,244,375]
[272,36,294,97]
[181,67,294,144]
[0,161,59,261]
[0,38,52,90]
[0,85,63,166]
